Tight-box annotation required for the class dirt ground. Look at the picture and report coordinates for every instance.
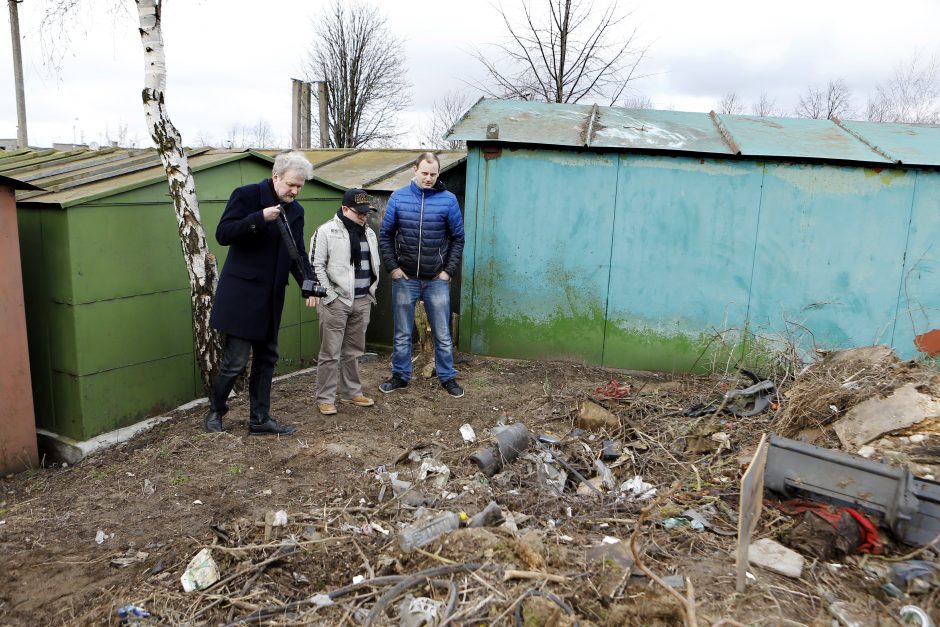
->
[0,351,936,626]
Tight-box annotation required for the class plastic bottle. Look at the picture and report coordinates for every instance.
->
[398,512,460,552]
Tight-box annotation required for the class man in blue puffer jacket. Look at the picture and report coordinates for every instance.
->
[378,152,466,397]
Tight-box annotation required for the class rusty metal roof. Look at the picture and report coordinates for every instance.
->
[446,99,940,167]
[3,148,276,208]
[4,146,466,208]
[260,149,467,192]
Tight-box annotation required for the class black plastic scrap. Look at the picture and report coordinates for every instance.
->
[685,370,777,417]
[469,423,532,477]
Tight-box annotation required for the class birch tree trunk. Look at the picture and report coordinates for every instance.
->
[136,0,221,394]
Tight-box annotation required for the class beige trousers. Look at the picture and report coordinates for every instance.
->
[316,297,372,403]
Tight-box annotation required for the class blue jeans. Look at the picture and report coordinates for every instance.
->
[391,277,457,382]
[210,334,279,422]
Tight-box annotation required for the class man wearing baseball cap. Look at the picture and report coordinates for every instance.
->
[308,188,380,416]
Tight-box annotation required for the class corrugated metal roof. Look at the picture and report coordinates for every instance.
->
[6,148,273,208]
[446,99,940,167]
[261,149,467,192]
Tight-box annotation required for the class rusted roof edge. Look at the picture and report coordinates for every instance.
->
[709,111,742,155]
[831,117,902,165]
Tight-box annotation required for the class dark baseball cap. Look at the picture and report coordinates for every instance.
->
[342,188,376,214]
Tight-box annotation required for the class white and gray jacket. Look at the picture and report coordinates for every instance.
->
[309,214,380,306]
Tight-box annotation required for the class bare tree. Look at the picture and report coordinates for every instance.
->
[247,118,275,148]
[192,130,217,148]
[305,0,411,148]
[750,92,778,117]
[620,93,654,109]
[867,53,940,124]
[42,0,221,392]
[794,79,853,119]
[718,91,745,115]
[474,0,648,105]
[417,91,472,149]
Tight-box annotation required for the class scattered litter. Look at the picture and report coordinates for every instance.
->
[398,511,460,552]
[110,550,149,568]
[192,500,203,505]
[537,432,560,444]
[890,560,939,594]
[267,510,288,527]
[593,459,616,491]
[180,548,220,592]
[662,517,704,532]
[777,500,882,559]
[470,423,532,477]
[593,379,631,400]
[399,595,443,627]
[601,439,619,461]
[468,501,503,528]
[747,538,804,579]
[459,424,476,443]
[417,459,451,489]
[352,574,365,584]
[882,582,904,598]
[95,530,108,544]
[142,479,155,497]
[292,571,309,585]
[116,604,150,626]
[620,476,656,501]
[899,605,934,627]
[310,593,333,608]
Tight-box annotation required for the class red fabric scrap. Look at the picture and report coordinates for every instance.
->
[776,499,883,554]
[594,379,631,399]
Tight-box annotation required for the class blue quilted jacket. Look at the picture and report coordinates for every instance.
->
[379,179,465,279]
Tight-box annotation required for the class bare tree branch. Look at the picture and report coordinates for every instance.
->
[473,0,647,105]
[750,92,778,117]
[718,91,745,115]
[305,0,412,148]
[794,79,853,119]
[867,51,940,123]
[417,91,473,149]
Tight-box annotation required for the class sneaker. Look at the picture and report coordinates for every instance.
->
[441,378,464,398]
[340,395,375,407]
[379,375,409,394]
[248,417,297,436]
[318,403,338,415]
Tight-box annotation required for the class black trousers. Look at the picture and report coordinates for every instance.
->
[210,334,279,423]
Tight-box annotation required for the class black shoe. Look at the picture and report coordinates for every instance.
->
[441,378,464,398]
[204,411,223,433]
[379,375,409,394]
[248,417,297,436]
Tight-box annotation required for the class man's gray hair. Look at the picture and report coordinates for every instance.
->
[273,151,314,179]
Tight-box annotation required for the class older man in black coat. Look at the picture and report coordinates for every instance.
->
[203,152,315,435]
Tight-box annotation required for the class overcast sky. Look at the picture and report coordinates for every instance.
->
[2,0,939,149]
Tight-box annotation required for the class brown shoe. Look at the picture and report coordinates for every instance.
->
[340,395,375,407]
[318,403,337,415]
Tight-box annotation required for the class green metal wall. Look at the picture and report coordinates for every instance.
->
[459,147,939,372]
[18,159,343,440]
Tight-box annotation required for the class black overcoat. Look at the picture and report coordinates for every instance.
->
[209,178,311,341]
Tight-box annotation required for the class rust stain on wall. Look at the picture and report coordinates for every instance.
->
[914,329,940,357]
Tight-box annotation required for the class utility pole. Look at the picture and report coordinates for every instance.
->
[8,0,28,148]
